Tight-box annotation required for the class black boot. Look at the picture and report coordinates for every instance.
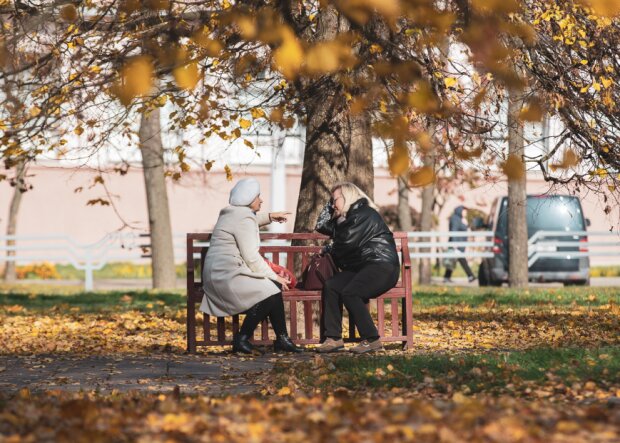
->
[274,334,304,353]
[232,334,263,355]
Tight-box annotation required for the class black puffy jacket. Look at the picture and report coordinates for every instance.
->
[316,198,400,272]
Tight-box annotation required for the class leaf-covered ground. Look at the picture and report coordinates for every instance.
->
[0,285,619,441]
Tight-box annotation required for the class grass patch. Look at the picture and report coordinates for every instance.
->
[300,346,620,393]
[413,286,619,307]
[0,289,185,314]
[10,262,188,280]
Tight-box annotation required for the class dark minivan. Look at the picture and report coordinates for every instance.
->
[478,195,590,286]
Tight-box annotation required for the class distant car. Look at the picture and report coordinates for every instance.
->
[478,195,590,287]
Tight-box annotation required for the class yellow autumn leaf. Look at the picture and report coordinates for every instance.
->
[502,155,525,181]
[192,28,223,57]
[592,82,601,91]
[144,0,170,10]
[74,126,84,136]
[204,160,214,171]
[580,85,590,93]
[578,0,620,17]
[224,165,233,181]
[444,77,458,88]
[551,149,580,169]
[29,106,41,117]
[306,41,356,75]
[113,56,154,105]
[269,107,284,123]
[173,62,200,90]
[408,166,435,187]
[388,144,410,176]
[250,108,266,119]
[272,28,304,80]
[601,77,613,88]
[236,15,257,39]
[350,97,367,115]
[277,386,292,396]
[239,118,252,130]
[519,99,545,122]
[335,0,401,25]
[60,4,78,22]
[0,119,6,131]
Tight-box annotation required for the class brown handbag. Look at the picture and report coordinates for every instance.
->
[301,253,337,290]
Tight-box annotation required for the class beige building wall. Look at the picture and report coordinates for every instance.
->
[0,163,618,265]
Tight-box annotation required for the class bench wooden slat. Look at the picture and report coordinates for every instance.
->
[203,314,210,342]
[377,299,385,337]
[391,299,399,337]
[232,315,240,335]
[217,317,226,341]
[290,300,298,340]
[304,301,312,339]
[260,319,269,341]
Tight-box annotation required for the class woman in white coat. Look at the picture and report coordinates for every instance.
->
[199,178,302,354]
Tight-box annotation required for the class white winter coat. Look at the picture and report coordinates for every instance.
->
[199,206,279,316]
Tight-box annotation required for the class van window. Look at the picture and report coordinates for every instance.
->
[496,196,585,236]
[527,196,585,232]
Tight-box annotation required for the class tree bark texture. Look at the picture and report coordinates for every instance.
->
[139,108,177,289]
[418,150,436,285]
[294,6,374,235]
[507,93,528,288]
[397,177,412,232]
[2,160,26,282]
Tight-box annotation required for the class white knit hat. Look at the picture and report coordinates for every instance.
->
[229,178,260,206]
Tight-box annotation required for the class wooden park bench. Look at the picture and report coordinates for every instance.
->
[186,232,413,352]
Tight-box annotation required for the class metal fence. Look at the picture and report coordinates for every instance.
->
[1,230,619,289]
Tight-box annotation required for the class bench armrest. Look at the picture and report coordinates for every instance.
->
[400,237,412,269]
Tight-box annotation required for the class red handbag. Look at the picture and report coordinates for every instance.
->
[264,259,297,288]
[301,253,337,290]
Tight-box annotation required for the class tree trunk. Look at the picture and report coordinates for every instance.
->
[418,151,435,285]
[294,6,374,234]
[397,177,412,231]
[507,93,528,288]
[139,108,176,289]
[3,160,26,282]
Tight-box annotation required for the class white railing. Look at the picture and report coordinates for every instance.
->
[1,230,619,290]
[527,231,620,268]
[407,231,494,259]
[0,233,187,291]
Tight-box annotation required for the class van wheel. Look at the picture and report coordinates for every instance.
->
[479,261,501,287]
[479,261,491,287]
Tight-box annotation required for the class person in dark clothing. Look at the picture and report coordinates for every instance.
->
[315,182,400,354]
[444,205,476,283]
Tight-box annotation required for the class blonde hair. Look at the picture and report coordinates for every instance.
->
[331,182,378,216]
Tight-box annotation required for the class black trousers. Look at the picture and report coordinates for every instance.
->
[444,257,474,279]
[240,292,288,337]
[322,263,400,341]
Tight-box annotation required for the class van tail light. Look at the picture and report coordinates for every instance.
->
[492,237,503,254]
[579,237,588,253]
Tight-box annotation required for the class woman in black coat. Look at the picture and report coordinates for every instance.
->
[315,182,400,354]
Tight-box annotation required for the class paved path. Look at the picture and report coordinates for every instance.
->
[0,352,311,395]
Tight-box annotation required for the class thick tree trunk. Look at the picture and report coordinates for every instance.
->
[418,151,435,285]
[507,93,528,288]
[3,160,26,282]
[294,92,374,234]
[139,108,176,289]
[294,6,374,234]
